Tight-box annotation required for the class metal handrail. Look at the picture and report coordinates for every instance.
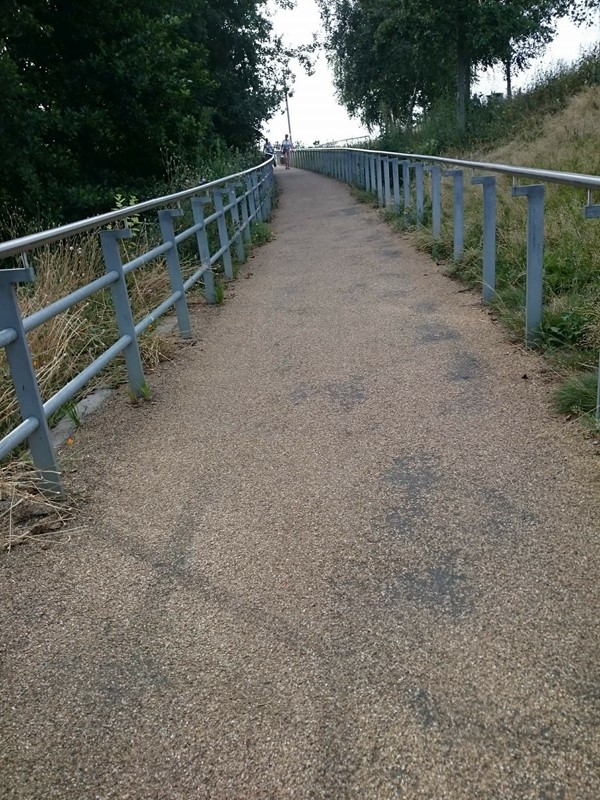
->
[0,157,275,260]
[312,147,600,191]
[0,159,275,494]
[294,145,600,418]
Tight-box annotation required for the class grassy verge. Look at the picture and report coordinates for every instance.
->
[359,68,600,426]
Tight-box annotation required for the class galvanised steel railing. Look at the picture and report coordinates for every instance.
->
[0,158,275,494]
[294,146,600,416]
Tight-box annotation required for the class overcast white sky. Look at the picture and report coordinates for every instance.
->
[263,0,599,146]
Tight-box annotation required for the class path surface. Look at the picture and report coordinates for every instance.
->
[1,169,599,799]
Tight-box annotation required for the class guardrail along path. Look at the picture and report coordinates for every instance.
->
[1,168,599,799]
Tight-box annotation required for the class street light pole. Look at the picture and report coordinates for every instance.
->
[284,88,293,145]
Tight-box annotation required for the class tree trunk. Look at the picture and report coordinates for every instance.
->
[456,13,470,135]
[505,55,512,99]
[405,89,417,130]
[456,47,470,135]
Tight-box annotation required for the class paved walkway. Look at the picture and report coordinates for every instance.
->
[1,168,599,799]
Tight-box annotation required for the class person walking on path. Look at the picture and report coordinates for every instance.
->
[281,133,292,169]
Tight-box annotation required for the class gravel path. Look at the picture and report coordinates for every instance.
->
[1,168,599,799]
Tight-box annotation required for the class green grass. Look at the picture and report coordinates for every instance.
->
[128,380,152,405]
[350,186,378,207]
[377,47,600,157]
[251,221,274,246]
[553,373,598,415]
[64,401,82,428]
[370,55,600,420]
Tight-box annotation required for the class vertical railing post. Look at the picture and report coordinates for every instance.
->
[584,203,600,418]
[0,268,61,494]
[512,184,545,347]
[370,156,377,198]
[376,156,384,207]
[245,175,257,223]
[191,197,216,305]
[158,208,192,339]
[383,157,392,207]
[472,176,497,303]
[401,159,411,211]
[238,181,251,244]
[263,166,274,218]
[212,189,234,280]
[251,174,263,223]
[392,158,401,212]
[426,165,442,240]
[100,229,147,394]
[443,169,465,261]
[227,183,245,263]
[365,155,371,192]
[414,163,425,224]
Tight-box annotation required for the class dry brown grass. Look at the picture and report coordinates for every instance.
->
[477,86,600,175]
[0,217,202,524]
[0,459,84,551]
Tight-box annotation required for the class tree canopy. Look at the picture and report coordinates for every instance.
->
[0,0,309,222]
[317,0,590,134]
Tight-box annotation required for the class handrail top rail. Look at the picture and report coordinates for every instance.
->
[0,156,274,261]
[298,146,600,190]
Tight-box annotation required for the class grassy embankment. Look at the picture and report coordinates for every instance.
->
[361,49,600,422]
[0,150,273,542]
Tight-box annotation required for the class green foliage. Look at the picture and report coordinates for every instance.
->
[350,186,379,207]
[318,0,591,135]
[0,0,314,228]
[538,308,590,349]
[107,195,142,235]
[63,401,82,429]
[128,380,152,405]
[250,222,274,246]
[378,47,600,155]
[214,277,225,305]
[553,373,598,415]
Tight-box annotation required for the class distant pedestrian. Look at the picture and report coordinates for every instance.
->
[281,134,292,170]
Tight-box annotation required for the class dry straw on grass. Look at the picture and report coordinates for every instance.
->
[0,458,83,551]
[0,216,201,528]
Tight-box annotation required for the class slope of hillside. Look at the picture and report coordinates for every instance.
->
[473,84,600,175]
[408,81,600,419]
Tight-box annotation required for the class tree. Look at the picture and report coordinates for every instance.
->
[0,0,312,222]
[318,0,455,130]
[318,0,575,135]
[480,1,568,98]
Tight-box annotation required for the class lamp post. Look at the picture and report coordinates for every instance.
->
[284,87,293,145]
